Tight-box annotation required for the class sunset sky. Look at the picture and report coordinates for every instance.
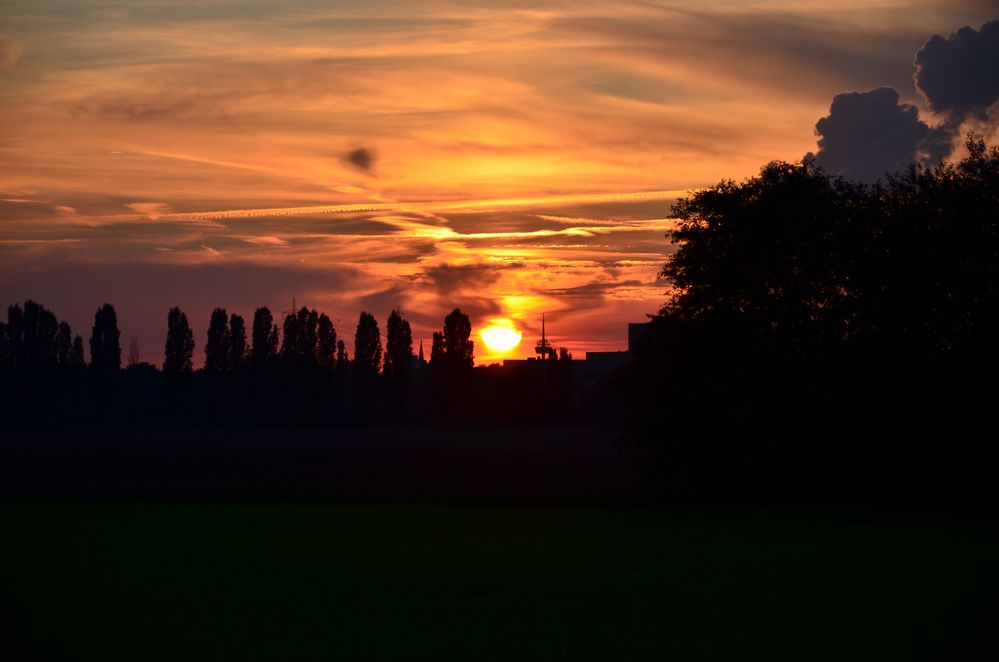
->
[1,0,994,364]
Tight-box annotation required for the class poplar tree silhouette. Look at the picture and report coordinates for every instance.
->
[89,304,121,373]
[163,307,194,376]
[251,307,279,365]
[229,313,247,370]
[163,306,194,410]
[353,312,382,376]
[317,313,337,369]
[383,308,413,377]
[89,303,121,403]
[282,307,319,365]
[204,308,231,373]
[437,308,474,370]
[384,308,414,414]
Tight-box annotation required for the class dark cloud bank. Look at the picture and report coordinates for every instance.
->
[809,20,999,183]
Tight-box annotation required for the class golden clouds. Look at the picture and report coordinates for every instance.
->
[0,0,991,360]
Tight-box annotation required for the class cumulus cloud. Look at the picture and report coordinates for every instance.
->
[808,88,939,182]
[809,19,999,182]
[915,20,999,119]
[343,147,376,174]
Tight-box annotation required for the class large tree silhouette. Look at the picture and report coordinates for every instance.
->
[383,308,413,377]
[350,312,381,413]
[229,313,247,371]
[2,301,72,368]
[89,303,121,403]
[431,308,474,370]
[353,312,382,376]
[204,308,231,373]
[632,136,999,493]
[163,307,194,376]
[429,308,474,418]
[383,308,414,414]
[89,303,121,374]
[317,313,337,369]
[282,307,320,365]
[251,307,279,365]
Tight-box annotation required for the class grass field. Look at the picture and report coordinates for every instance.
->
[4,502,996,661]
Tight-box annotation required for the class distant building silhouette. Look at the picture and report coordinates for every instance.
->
[628,322,650,352]
[503,320,648,376]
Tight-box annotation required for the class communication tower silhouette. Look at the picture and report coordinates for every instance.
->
[535,313,556,360]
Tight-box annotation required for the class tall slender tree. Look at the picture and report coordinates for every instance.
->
[229,313,247,370]
[55,322,73,365]
[164,307,194,376]
[251,307,279,364]
[429,309,473,419]
[430,331,445,367]
[353,312,382,376]
[383,308,414,415]
[89,303,121,374]
[440,308,474,369]
[384,308,414,377]
[204,307,231,373]
[317,313,337,369]
[282,307,320,364]
[89,303,121,404]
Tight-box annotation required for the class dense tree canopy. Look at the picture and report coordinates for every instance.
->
[431,308,474,371]
[633,136,999,493]
[662,136,999,357]
[1,301,83,369]
[282,307,320,365]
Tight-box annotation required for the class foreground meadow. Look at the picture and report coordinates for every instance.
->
[4,502,995,660]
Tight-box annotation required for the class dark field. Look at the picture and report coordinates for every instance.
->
[4,501,996,661]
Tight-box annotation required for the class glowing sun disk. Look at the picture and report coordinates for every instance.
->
[481,324,522,353]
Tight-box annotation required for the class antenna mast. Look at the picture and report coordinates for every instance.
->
[535,313,556,361]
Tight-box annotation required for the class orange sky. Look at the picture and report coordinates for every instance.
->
[0,0,992,364]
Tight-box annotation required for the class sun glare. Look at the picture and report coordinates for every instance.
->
[480,319,523,353]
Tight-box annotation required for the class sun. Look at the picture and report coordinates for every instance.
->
[480,319,523,353]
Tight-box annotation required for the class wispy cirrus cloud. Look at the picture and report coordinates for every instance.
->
[0,0,993,361]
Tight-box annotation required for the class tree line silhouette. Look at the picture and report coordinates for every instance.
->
[628,136,999,498]
[1,300,585,425]
[7,138,995,500]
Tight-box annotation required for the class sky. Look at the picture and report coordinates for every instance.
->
[1,0,996,365]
